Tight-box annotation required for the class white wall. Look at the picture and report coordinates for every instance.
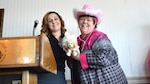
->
[0,0,150,80]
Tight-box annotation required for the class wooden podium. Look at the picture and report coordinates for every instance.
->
[0,33,57,84]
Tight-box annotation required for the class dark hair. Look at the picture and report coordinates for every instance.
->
[41,11,66,36]
[78,15,98,28]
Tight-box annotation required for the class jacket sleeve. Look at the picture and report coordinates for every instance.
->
[81,38,119,69]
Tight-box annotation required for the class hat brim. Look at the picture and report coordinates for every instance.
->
[73,8,103,24]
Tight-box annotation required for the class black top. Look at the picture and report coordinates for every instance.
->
[48,35,67,72]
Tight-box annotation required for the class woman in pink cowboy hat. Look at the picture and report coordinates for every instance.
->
[67,4,128,84]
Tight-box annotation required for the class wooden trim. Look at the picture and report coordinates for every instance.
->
[22,70,37,84]
[0,9,4,38]
[127,76,150,84]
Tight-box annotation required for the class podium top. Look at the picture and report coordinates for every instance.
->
[0,33,57,74]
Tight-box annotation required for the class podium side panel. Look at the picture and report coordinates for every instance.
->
[40,33,57,74]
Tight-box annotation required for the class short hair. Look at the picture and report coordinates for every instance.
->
[78,15,98,28]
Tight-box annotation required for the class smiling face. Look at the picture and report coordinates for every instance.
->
[78,15,97,37]
[47,13,61,33]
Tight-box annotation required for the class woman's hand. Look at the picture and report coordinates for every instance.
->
[71,52,80,61]
[63,46,68,53]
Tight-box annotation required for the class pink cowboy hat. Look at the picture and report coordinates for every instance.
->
[73,4,103,24]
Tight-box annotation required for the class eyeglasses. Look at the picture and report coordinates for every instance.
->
[79,17,93,22]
